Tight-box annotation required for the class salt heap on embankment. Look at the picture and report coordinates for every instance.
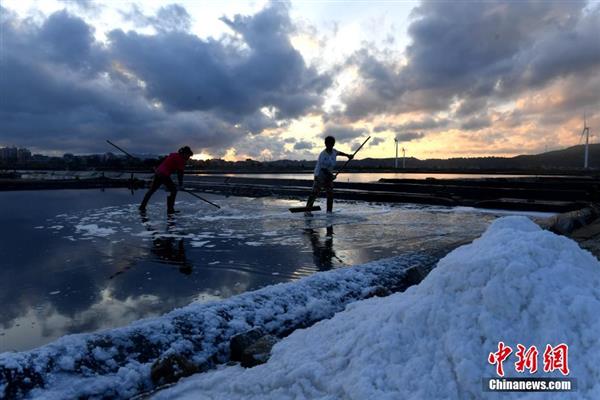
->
[153,216,600,400]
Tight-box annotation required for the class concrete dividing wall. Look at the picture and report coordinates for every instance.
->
[541,204,600,235]
[183,175,593,213]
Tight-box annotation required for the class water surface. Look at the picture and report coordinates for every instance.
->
[190,172,568,182]
[0,189,549,352]
[16,170,573,183]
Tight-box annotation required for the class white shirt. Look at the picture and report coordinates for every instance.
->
[314,149,338,177]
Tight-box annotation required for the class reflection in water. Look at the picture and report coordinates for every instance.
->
[151,237,193,275]
[191,172,558,183]
[303,222,344,271]
[150,216,193,275]
[110,212,194,279]
[1,189,518,352]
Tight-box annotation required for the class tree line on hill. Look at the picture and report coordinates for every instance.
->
[0,144,597,172]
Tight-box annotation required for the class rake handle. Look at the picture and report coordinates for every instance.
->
[334,136,371,178]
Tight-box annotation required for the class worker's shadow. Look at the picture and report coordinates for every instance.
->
[109,212,193,279]
[303,223,343,271]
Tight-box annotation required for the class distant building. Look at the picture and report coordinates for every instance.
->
[17,148,31,161]
[0,147,32,162]
[31,154,48,161]
[103,152,117,161]
[0,147,18,160]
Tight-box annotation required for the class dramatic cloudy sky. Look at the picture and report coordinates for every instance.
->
[1,0,599,160]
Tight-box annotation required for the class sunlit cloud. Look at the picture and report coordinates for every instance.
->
[1,0,599,160]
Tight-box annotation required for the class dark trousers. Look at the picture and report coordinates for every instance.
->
[306,171,334,212]
[140,173,177,212]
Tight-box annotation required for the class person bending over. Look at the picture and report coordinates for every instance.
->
[140,146,193,214]
[305,136,353,213]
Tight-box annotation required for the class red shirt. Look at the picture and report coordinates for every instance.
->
[156,153,186,176]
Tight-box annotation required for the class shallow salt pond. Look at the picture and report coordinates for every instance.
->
[0,188,552,352]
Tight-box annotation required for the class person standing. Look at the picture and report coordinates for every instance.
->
[139,146,193,214]
[305,136,353,214]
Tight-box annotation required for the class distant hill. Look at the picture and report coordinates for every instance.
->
[3,144,597,173]
[510,144,600,170]
[186,144,599,173]
[340,144,600,171]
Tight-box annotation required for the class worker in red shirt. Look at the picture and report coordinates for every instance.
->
[140,146,193,214]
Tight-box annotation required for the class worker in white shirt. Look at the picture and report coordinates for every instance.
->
[305,136,353,213]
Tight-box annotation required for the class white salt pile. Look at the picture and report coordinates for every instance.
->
[153,217,600,399]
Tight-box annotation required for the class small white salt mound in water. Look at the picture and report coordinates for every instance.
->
[153,216,600,400]
[75,224,116,237]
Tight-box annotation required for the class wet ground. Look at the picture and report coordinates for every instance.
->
[0,189,552,352]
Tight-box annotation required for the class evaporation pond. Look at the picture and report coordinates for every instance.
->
[0,188,549,351]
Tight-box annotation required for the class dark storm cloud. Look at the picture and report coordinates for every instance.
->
[372,125,390,133]
[58,0,103,15]
[343,1,600,123]
[0,3,331,154]
[395,132,424,142]
[38,10,107,73]
[369,137,385,147]
[294,140,313,150]
[460,115,492,131]
[321,124,367,143]
[121,4,192,32]
[455,98,488,118]
[237,112,279,135]
[374,117,449,133]
[498,6,600,93]
[227,132,297,160]
[109,2,330,117]
[219,4,332,118]
[0,29,244,154]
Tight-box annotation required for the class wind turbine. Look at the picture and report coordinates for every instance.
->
[580,114,591,169]
[402,147,406,169]
[394,138,398,169]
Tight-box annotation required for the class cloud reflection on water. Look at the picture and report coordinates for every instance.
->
[0,189,507,351]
